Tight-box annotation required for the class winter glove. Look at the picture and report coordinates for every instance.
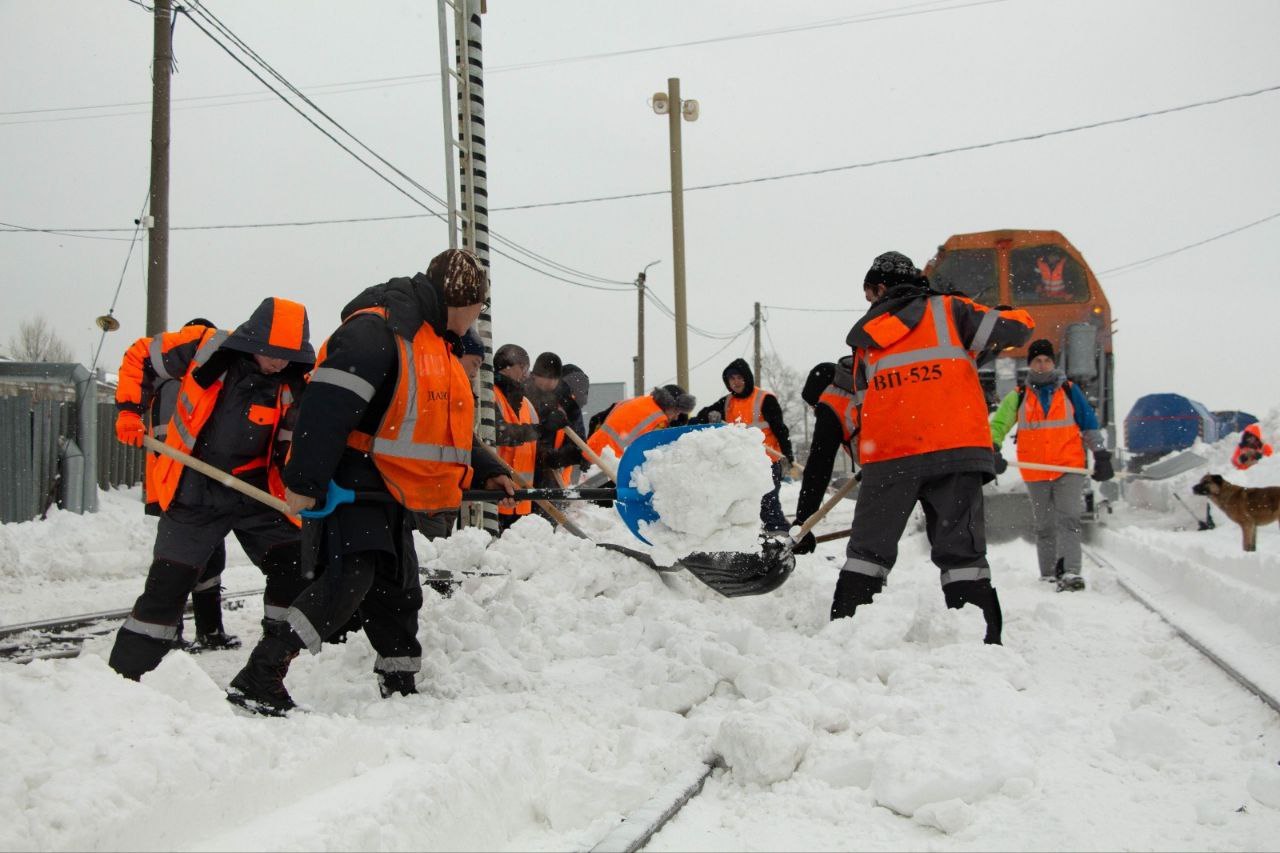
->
[992,444,1008,475]
[791,531,817,555]
[539,408,569,436]
[115,411,145,447]
[1091,449,1114,482]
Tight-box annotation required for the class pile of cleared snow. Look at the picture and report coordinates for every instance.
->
[629,425,776,565]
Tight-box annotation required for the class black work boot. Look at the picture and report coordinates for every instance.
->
[376,670,418,698]
[226,619,304,716]
[944,579,1003,645]
[193,629,242,652]
[831,572,885,621]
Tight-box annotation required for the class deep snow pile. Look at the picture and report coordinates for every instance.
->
[2,420,1280,851]
[629,424,776,564]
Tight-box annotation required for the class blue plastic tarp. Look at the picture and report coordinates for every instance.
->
[1124,393,1219,454]
[1212,410,1258,437]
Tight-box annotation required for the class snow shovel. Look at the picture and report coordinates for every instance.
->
[565,425,858,596]
[142,436,295,515]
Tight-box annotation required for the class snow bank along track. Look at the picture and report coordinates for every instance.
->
[1083,527,1280,715]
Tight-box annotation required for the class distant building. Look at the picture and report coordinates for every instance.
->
[582,381,626,429]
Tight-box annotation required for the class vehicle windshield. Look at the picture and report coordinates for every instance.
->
[1010,245,1090,305]
[930,249,997,304]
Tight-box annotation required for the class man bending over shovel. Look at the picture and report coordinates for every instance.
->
[226,249,516,715]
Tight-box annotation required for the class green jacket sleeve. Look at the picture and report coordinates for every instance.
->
[989,391,1020,447]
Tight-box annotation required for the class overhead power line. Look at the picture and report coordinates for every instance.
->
[179,1,632,292]
[493,83,1280,212]
[13,79,1277,238]
[3,0,1004,124]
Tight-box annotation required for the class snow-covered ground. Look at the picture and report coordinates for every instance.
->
[3,416,1280,851]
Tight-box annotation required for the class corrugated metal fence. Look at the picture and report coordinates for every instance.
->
[0,394,144,524]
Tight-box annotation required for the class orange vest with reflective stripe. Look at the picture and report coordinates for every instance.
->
[1016,383,1086,481]
[494,386,537,515]
[553,428,572,486]
[325,307,475,511]
[724,388,782,455]
[150,329,294,515]
[857,295,991,464]
[817,385,859,451]
[588,395,668,459]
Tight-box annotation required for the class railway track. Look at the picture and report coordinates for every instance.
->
[0,567,505,664]
[1082,538,1280,715]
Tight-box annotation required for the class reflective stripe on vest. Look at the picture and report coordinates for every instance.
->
[589,396,670,459]
[1015,384,1085,481]
[856,295,990,464]
[365,337,471,465]
[327,307,474,511]
[817,385,858,446]
[596,405,666,456]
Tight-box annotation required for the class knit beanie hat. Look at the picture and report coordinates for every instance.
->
[863,251,926,289]
[531,351,562,380]
[1027,339,1056,363]
[493,343,529,372]
[426,248,489,307]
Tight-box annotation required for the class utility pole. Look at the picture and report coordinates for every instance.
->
[753,301,762,382]
[635,259,660,396]
[146,0,173,335]
[651,79,698,390]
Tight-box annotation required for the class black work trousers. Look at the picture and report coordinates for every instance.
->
[108,491,307,680]
[840,469,991,587]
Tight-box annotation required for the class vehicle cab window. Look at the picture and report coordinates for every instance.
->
[929,248,998,304]
[1010,245,1090,304]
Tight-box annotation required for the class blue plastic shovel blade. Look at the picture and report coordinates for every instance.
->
[613,422,725,544]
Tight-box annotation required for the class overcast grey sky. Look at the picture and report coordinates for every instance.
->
[3,0,1278,442]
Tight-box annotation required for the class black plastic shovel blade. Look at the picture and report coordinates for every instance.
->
[599,539,796,598]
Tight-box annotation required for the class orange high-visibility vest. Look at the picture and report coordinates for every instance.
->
[150,328,295,514]
[817,384,859,450]
[494,386,537,515]
[588,395,668,459]
[553,428,572,486]
[322,307,474,512]
[117,326,213,507]
[724,388,783,455]
[856,295,991,464]
[1016,384,1086,482]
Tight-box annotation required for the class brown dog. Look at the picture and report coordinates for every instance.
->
[1191,474,1280,552]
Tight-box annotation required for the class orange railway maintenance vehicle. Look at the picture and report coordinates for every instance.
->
[923,229,1118,539]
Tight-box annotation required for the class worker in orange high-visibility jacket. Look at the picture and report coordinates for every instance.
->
[692,358,795,534]
[990,338,1113,592]
[1232,423,1273,470]
[790,356,860,555]
[491,343,543,528]
[107,299,316,681]
[115,317,237,652]
[225,249,516,716]
[835,251,1035,645]
[586,384,697,465]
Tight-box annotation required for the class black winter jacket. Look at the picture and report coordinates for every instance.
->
[283,274,504,500]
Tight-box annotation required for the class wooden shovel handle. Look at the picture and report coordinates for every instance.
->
[143,435,294,516]
[563,426,619,483]
[480,443,591,540]
[792,476,858,542]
